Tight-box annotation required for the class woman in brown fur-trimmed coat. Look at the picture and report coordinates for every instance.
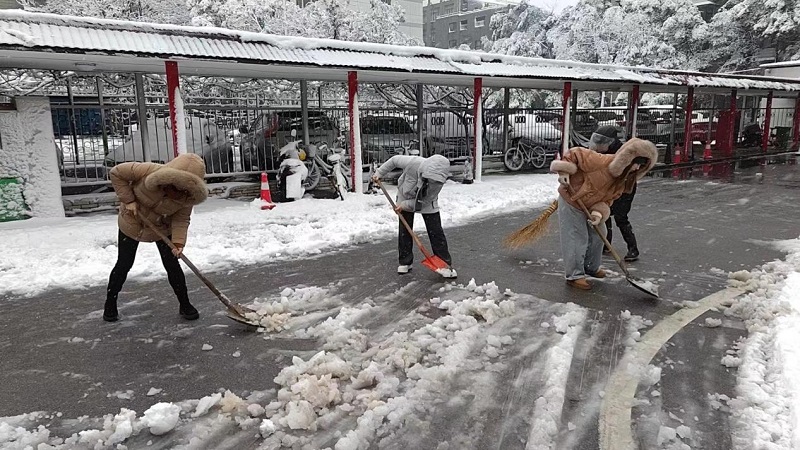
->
[550,138,657,291]
[103,153,208,322]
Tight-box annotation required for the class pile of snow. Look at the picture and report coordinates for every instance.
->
[0,277,593,449]
[723,238,800,449]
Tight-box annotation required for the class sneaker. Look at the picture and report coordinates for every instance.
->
[103,301,119,322]
[567,278,592,290]
[589,269,607,278]
[624,249,639,262]
[179,304,200,321]
[397,265,412,274]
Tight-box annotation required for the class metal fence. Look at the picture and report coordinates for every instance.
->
[44,78,798,187]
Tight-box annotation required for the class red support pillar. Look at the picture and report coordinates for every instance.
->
[628,85,640,139]
[762,91,773,153]
[561,82,572,157]
[165,61,182,157]
[473,77,483,182]
[793,94,800,150]
[348,71,363,193]
[728,89,737,157]
[682,87,694,163]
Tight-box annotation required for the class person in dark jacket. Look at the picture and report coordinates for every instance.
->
[372,154,456,278]
[588,125,641,262]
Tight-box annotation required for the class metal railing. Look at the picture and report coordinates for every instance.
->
[45,81,798,187]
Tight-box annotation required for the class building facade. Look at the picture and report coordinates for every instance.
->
[423,0,517,49]
[0,0,21,9]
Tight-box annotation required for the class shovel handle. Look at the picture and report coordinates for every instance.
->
[564,185,632,278]
[375,179,434,261]
[137,214,241,313]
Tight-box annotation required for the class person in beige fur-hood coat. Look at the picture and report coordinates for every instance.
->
[103,153,208,322]
[550,138,657,290]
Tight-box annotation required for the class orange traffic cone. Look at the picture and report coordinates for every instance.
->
[260,172,276,210]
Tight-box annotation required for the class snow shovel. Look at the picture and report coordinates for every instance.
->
[138,214,262,326]
[565,185,659,298]
[375,179,454,277]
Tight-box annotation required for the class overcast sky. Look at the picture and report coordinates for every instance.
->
[522,0,580,14]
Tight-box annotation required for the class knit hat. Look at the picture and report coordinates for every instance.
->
[595,125,620,139]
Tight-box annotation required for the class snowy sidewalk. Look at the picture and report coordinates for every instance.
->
[0,174,557,298]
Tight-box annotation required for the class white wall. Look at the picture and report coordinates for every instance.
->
[0,97,65,218]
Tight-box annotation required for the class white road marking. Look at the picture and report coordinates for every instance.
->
[598,287,745,450]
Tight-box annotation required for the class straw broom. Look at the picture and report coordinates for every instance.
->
[503,199,559,249]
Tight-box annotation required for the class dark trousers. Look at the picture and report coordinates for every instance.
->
[606,188,637,249]
[398,211,452,266]
[106,229,190,305]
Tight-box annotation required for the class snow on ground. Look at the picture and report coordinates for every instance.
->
[0,174,557,298]
[722,238,800,449]
[0,279,589,449]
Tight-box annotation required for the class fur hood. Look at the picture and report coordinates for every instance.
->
[607,138,657,179]
[143,153,208,206]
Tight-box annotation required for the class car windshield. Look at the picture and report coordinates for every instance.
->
[362,117,414,134]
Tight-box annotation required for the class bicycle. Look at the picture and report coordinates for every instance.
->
[303,142,351,200]
[503,139,548,171]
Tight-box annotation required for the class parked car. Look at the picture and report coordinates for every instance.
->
[360,115,419,164]
[420,111,473,159]
[485,113,561,154]
[104,116,234,174]
[690,111,719,143]
[239,110,340,171]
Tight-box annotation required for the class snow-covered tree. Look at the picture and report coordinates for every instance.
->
[702,5,762,71]
[546,0,708,69]
[485,1,554,58]
[21,0,192,24]
[726,0,800,60]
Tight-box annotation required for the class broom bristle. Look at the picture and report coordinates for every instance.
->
[503,199,559,249]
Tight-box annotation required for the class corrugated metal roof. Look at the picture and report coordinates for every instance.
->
[0,10,799,93]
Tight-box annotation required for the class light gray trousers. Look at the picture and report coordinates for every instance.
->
[558,195,606,280]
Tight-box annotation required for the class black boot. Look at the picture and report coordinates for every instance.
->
[103,298,119,322]
[179,302,199,321]
[620,224,639,262]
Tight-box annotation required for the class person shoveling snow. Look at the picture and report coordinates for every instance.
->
[373,154,457,279]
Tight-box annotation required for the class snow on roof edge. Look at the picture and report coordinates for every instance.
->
[1,10,800,90]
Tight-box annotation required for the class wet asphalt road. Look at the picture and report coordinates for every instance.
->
[1,157,798,449]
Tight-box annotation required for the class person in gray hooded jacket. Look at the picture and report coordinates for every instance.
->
[373,154,456,278]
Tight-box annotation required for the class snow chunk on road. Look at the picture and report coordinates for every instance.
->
[141,403,180,435]
[192,393,222,418]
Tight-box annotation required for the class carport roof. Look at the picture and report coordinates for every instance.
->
[1,10,799,96]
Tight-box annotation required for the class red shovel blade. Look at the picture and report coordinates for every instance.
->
[421,255,450,273]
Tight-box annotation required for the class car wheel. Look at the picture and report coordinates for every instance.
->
[504,147,525,171]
